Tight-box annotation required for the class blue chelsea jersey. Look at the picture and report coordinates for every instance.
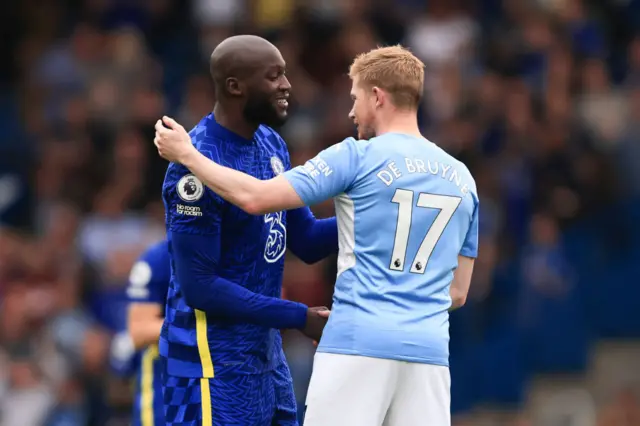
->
[160,114,293,377]
[126,240,170,426]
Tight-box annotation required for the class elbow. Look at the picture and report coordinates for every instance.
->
[450,289,467,310]
[181,276,226,314]
[182,283,206,311]
[238,191,269,216]
[128,326,143,350]
[240,183,280,215]
[452,295,467,309]
[243,200,267,216]
[127,320,147,350]
[298,252,321,265]
[289,239,321,264]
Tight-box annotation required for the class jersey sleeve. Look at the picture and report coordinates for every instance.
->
[460,197,479,258]
[282,137,361,206]
[126,243,169,304]
[164,156,225,237]
[171,231,308,329]
[164,146,308,329]
[278,137,338,263]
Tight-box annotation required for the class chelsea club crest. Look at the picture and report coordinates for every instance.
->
[264,211,286,263]
[270,156,284,175]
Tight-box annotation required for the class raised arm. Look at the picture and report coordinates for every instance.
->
[184,151,303,215]
[154,117,361,216]
[155,116,303,215]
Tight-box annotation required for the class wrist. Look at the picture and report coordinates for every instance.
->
[179,142,199,167]
[290,302,309,329]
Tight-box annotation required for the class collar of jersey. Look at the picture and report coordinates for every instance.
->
[205,113,255,145]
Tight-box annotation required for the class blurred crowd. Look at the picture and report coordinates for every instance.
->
[1,0,640,425]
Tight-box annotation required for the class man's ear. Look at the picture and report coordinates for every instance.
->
[372,86,384,108]
[226,77,243,96]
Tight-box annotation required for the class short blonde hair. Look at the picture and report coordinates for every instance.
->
[349,45,425,110]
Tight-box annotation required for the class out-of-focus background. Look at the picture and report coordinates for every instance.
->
[0,0,639,425]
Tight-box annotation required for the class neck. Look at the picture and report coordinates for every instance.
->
[213,103,257,140]
[375,109,421,138]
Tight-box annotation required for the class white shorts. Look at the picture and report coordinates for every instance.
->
[303,352,451,426]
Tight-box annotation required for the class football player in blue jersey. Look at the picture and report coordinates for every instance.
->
[155,45,478,426]
[126,240,171,426]
[157,35,337,426]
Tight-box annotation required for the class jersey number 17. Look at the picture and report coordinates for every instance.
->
[389,189,462,274]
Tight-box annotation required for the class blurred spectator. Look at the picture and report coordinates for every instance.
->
[597,388,640,426]
[575,58,628,150]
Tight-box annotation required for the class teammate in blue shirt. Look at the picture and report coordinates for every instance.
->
[155,45,478,426]
[126,240,171,426]
[158,35,337,426]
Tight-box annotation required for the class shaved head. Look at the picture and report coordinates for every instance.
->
[209,35,291,128]
[210,35,282,95]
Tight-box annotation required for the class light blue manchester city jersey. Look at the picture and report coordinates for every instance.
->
[283,133,479,366]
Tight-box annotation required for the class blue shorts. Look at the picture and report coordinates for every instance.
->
[162,361,297,426]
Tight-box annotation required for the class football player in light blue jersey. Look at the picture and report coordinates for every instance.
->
[153,45,478,426]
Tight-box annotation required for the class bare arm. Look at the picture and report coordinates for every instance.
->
[450,255,475,310]
[127,303,164,350]
[154,116,304,215]
[182,149,303,215]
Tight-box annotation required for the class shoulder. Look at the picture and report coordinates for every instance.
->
[257,125,281,140]
[128,241,170,298]
[257,125,290,170]
[327,137,371,164]
[309,137,369,171]
[134,240,169,274]
[185,117,228,163]
[327,136,368,154]
[129,242,165,289]
[163,121,220,188]
[257,125,289,151]
[163,163,207,202]
[449,155,477,194]
[144,240,170,265]
[428,140,478,196]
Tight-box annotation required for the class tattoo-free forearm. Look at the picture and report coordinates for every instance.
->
[182,150,264,214]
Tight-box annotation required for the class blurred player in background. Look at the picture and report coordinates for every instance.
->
[126,240,170,426]
[158,35,337,426]
[155,45,478,426]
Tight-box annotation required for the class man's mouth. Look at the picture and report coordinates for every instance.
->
[275,94,289,110]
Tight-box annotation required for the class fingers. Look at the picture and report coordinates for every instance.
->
[153,135,167,159]
[153,116,189,163]
[162,115,184,132]
[317,310,330,318]
[154,119,167,134]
